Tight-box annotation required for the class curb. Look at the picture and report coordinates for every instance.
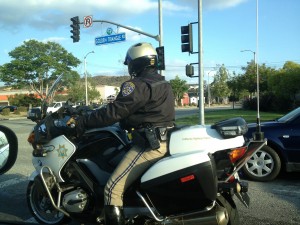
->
[0,117,27,121]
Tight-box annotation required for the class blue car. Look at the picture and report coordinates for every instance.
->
[242,107,300,181]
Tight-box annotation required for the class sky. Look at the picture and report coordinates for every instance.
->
[0,0,299,85]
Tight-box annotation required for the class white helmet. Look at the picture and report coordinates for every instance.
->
[124,42,158,76]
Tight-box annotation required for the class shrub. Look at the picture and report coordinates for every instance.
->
[242,93,295,113]
[18,106,27,112]
[1,108,10,116]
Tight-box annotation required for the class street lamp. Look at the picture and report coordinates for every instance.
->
[240,49,256,65]
[241,49,257,99]
[241,48,262,138]
[84,51,95,106]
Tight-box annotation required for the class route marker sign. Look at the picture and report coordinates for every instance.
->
[95,32,126,46]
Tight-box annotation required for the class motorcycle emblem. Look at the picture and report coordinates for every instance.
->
[56,144,68,159]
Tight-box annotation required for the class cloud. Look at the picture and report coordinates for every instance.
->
[41,37,67,43]
[179,0,248,11]
[0,0,246,32]
[204,0,248,10]
[118,27,147,42]
[0,0,190,31]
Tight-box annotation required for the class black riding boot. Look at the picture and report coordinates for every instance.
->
[104,205,125,225]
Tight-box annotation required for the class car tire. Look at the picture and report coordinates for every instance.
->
[242,145,281,182]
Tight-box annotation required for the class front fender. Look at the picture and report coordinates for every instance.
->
[28,170,39,181]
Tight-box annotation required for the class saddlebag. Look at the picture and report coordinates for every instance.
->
[140,151,217,216]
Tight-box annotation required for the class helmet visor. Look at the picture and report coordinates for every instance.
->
[124,54,132,65]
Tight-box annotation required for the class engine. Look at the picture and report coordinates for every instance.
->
[62,188,89,213]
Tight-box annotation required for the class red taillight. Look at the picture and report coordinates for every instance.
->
[180,174,195,183]
[229,146,247,163]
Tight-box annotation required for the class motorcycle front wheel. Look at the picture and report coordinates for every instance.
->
[27,180,71,225]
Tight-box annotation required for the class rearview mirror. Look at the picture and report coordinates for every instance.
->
[0,125,18,175]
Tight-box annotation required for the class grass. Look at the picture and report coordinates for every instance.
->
[175,109,284,125]
[0,111,27,119]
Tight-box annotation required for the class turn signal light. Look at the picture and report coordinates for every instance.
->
[229,146,247,163]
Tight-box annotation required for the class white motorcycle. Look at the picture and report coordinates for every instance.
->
[26,75,266,225]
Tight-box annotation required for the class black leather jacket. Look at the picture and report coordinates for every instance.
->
[83,68,175,129]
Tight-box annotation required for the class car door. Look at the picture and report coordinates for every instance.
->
[280,116,300,163]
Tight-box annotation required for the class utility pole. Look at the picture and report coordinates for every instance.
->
[84,51,94,106]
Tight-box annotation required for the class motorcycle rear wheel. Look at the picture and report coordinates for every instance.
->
[217,194,240,225]
[27,180,71,225]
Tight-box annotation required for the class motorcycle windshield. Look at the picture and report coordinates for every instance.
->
[41,74,63,116]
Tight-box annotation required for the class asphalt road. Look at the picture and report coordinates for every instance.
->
[0,115,299,225]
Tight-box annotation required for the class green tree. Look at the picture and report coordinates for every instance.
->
[170,75,188,106]
[268,64,300,106]
[240,61,275,95]
[88,76,101,103]
[227,73,245,108]
[8,93,41,107]
[211,64,230,103]
[68,74,101,103]
[282,61,300,71]
[68,81,86,102]
[0,40,81,100]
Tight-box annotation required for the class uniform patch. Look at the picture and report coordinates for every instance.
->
[122,82,135,96]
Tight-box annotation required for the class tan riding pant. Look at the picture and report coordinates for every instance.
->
[104,141,167,206]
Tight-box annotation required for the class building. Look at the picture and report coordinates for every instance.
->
[95,85,119,103]
[0,95,8,106]
[0,85,120,106]
[0,89,36,106]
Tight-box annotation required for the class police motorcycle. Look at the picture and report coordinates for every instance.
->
[26,74,266,225]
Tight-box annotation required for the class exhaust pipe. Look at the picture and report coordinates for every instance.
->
[165,205,228,225]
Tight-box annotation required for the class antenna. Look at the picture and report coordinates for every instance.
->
[254,0,264,141]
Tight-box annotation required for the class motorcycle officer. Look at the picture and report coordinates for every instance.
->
[73,42,175,225]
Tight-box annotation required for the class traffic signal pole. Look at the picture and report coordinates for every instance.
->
[80,19,160,42]
[180,0,204,125]
[198,0,204,125]
[158,0,164,75]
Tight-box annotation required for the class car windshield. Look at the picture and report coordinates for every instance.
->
[277,107,300,122]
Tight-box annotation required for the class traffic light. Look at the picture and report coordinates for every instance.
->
[186,64,194,77]
[181,24,193,53]
[156,46,165,70]
[70,16,80,43]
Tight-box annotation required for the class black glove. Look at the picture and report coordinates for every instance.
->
[67,116,86,138]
